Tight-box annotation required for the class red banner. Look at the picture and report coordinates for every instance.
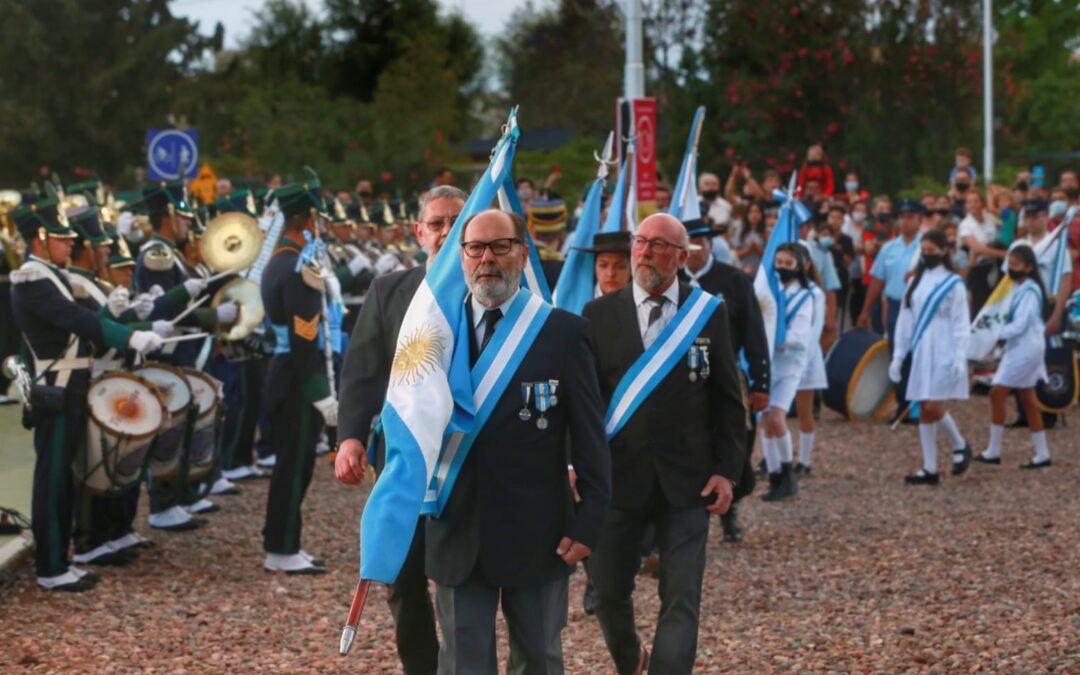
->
[631,98,657,203]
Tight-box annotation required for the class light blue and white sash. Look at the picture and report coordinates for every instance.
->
[784,287,812,326]
[1007,281,1043,322]
[604,287,722,440]
[911,273,963,354]
[422,290,553,514]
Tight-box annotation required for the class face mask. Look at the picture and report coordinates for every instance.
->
[852,211,867,223]
[817,236,835,249]
[845,181,859,193]
[1066,187,1080,200]
[921,254,943,268]
[875,213,891,224]
[807,160,823,167]
[701,190,720,201]
[1050,200,1068,218]
[517,187,533,201]
[955,182,970,192]
[775,267,798,283]
[1016,181,1029,191]
[1007,268,1025,281]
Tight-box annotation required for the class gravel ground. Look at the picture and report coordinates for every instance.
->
[2,397,1079,672]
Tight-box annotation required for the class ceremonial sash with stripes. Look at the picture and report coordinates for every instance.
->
[604,287,722,440]
[422,289,553,514]
[911,273,963,354]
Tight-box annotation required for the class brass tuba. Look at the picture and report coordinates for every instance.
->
[200,211,266,340]
[0,190,25,272]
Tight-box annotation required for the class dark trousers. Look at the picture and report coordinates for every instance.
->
[74,484,139,553]
[389,519,439,675]
[262,398,320,554]
[435,569,568,675]
[207,356,262,470]
[591,498,710,675]
[148,408,200,512]
[32,409,80,577]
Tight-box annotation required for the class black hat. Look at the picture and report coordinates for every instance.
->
[273,172,327,221]
[214,189,259,217]
[10,197,77,240]
[574,231,631,255]
[143,179,195,218]
[67,206,112,246]
[1022,199,1049,214]
[683,219,712,239]
[897,198,924,214]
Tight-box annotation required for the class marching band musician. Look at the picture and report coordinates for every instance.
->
[528,198,568,290]
[888,229,974,485]
[9,196,164,592]
[134,180,239,531]
[584,213,745,675]
[259,178,337,574]
[335,185,467,674]
[326,199,375,327]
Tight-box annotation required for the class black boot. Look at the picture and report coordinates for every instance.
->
[762,472,783,501]
[778,462,798,499]
[721,501,742,543]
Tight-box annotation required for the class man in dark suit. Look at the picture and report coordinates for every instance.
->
[425,209,610,673]
[681,219,770,543]
[335,185,467,675]
[584,213,746,675]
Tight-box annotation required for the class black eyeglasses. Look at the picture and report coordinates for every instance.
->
[422,216,460,230]
[461,237,521,258]
[631,236,685,253]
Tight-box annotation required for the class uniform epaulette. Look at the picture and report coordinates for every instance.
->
[10,266,47,285]
[301,263,325,291]
[538,246,565,262]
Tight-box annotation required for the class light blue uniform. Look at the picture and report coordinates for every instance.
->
[870,234,922,301]
[808,242,841,292]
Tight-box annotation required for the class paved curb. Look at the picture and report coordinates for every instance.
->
[0,531,33,573]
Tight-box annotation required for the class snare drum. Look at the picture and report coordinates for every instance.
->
[79,372,166,494]
[134,364,193,481]
[182,369,223,482]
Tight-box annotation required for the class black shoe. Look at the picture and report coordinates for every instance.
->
[73,570,101,583]
[974,454,1001,465]
[951,444,972,475]
[763,464,797,501]
[721,503,742,543]
[1020,458,1052,469]
[904,470,940,485]
[75,550,132,567]
[49,578,98,593]
[793,463,812,478]
[1007,417,1030,429]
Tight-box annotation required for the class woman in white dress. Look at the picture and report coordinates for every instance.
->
[793,243,827,476]
[888,229,973,485]
[975,244,1052,469]
[761,243,816,501]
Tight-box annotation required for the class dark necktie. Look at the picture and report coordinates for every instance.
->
[643,295,667,348]
[480,308,503,353]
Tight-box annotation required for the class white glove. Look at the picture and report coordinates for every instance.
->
[216,301,239,325]
[183,278,208,298]
[347,254,372,276]
[128,330,164,355]
[117,212,142,242]
[950,359,967,383]
[313,396,339,427]
[151,320,174,338]
[888,358,904,384]
[106,286,131,318]
[375,252,400,276]
[148,284,165,299]
[133,293,155,321]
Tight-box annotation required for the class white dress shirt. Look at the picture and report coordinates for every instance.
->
[632,280,680,344]
[684,254,715,288]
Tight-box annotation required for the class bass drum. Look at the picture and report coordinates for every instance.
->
[1037,346,1078,415]
[80,372,166,494]
[824,328,894,421]
[134,364,193,481]
[181,368,223,482]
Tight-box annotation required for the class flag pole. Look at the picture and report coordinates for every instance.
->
[982,0,994,185]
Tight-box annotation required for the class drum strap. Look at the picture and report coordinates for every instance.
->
[20,260,87,387]
[911,274,962,355]
[1007,283,1043,322]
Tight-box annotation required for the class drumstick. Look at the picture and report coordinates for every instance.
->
[890,403,913,431]
[159,332,211,344]
[168,295,210,325]
[339,578,372,656]
[206,269,239,283]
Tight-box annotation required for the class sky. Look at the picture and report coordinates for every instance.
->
[172,0,531,48]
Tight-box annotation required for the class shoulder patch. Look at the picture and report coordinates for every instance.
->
[10,267,47,285]
[301,263,325,291]
[293,314,320,341]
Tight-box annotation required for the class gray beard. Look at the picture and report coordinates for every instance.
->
[633,264,671,292]
[469,273,518,307]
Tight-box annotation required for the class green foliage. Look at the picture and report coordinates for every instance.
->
[515,137,609,205]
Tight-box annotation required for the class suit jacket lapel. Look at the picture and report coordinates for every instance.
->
[618,286,645,356]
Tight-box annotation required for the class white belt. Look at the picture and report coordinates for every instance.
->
[35,357,92,373]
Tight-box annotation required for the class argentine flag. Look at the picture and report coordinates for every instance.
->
[668,106,706,222]
[360,109,537,584]
[753,174,813,355]
[554,133,614,314]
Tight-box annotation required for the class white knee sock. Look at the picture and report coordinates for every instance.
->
[799,431,815,466]
[984,424,1004,459]
[779,432,794,464]
[919,422,938,474]
[939,413,966,450]
[1031,431,1051,463]
[762,436,781,474]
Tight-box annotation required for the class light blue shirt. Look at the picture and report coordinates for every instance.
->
[808,242,841,292]
[711,235,734,266]
[870,234,922,300]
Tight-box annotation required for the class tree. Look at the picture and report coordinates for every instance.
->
[496,0,624,138]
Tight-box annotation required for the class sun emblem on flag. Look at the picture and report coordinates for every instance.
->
[391,324,444,386]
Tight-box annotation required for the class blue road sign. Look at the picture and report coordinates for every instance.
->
[146,129,199,180]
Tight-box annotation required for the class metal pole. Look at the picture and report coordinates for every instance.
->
[982,0,994,185]
[625,0,645,99]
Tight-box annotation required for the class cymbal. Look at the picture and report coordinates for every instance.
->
[200,212,263,273]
